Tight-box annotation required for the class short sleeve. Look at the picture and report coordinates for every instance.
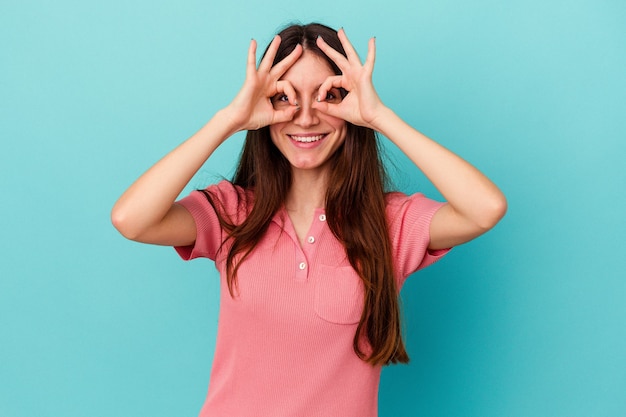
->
[385,192,451,288]
[174,180,247,261]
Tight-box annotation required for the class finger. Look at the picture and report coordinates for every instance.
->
[271,106,300,124]
[316,35,349,72]
[276,80,298,106]
[364,37,376,72]
[246,39,258,78]
[258,35,281,73]
[270,43,303,78]
[312,99,345,121]
[317,75,345,103]
[337,28,362,64]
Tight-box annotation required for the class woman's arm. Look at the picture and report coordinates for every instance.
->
[314,29,507,250]
[111,37,302,246]
[368,108,507,250]
[111,111,239,246]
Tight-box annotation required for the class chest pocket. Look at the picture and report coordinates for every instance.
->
[314,265,365,325]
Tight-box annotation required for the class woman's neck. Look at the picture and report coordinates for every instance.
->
[285,169,328,213]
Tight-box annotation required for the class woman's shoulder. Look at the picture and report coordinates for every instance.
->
[205,179,253,200]
[384,190,408,205]
[198,180,255,218]
[384,190,445,221]
[384,190,426,208]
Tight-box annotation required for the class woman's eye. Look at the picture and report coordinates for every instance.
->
[271,94,290,108]
[325,89,342,103]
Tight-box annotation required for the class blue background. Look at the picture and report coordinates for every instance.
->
[1,0,624,416]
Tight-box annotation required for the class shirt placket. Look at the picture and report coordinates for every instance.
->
[294,210,327,282]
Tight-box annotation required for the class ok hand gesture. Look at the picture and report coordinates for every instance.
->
[313,29,386,130]
[225,36,302,132]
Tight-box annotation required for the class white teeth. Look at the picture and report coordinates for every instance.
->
[290,135,324,143]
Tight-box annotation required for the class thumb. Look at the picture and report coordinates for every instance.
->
[312,100,344,120]
[271,105,300,124]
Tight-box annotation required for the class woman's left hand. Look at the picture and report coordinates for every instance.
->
[313,29,385,130]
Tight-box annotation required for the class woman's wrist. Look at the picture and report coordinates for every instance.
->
[368,105,397,135]
[213,107,247,138]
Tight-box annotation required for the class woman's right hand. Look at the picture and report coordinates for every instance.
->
[223,36,303,132]
[112,36,303,246]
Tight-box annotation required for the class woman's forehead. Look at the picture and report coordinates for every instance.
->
[279,51,335,85]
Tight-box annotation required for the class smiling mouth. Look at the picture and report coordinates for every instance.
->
[288,134,326,143]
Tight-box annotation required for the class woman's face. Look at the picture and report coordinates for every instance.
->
[269,51,347,175]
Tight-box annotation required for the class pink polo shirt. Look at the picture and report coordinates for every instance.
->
[175,180,449,417]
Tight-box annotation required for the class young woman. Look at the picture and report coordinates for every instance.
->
[112,23,506,417]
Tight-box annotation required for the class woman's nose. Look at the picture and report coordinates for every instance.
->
[293,99,319,127]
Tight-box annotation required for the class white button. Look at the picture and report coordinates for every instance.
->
[319,214,326,221]
[307,236,315,244]
[299,262,307,270]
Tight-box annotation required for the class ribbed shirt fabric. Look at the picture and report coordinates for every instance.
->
[175,180,449,417]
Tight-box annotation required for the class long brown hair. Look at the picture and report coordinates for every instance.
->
[202,23,409,366]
